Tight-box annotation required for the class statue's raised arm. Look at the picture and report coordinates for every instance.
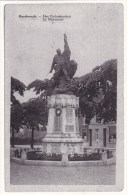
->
[62,34,71,61]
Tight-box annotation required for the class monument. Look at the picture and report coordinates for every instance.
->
[42,34,84,156]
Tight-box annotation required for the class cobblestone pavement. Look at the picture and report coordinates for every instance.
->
[10,162,116,185]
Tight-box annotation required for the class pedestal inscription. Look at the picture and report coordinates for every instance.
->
[66,108,73,123]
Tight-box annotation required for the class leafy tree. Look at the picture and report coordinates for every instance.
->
[22,97,48,148]
[10,77,26,147]
[11,77,26,105]
[11,104,24,147]
[77,59,117,123]
[27,79,53,97]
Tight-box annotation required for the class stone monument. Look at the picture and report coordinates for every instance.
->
[42,34,84,156]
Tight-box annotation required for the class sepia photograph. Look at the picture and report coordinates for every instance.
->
[4,2,124,192]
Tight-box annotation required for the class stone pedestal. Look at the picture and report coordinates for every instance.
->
[42,94,84,155]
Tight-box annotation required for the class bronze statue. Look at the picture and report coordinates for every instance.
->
[50,34,78,94]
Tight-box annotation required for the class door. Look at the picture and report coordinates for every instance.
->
[103,128,106,147]
[89,129,92,146]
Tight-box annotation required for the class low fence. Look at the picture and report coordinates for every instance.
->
[11,157,105,166]
[10,146,116,166]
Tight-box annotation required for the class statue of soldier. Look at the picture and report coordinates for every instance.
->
[50,34,71,83]
[50,34,77,90]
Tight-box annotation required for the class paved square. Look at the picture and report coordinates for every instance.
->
[10,162,116,185]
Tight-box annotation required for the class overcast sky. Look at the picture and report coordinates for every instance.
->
[5,3,123,102]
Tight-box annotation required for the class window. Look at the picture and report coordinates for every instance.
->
[89,129,92,146]
[82,129,87,141]
[109,126,116,143]
[95,129,99,142]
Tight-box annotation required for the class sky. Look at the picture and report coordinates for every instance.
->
[5,3,123,102]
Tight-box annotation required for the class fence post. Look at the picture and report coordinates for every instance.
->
[102,150,107,165]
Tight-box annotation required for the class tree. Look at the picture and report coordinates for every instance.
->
[77,59,117,123]
[27,79,53,97]
[22,97,48,148]
[11,77,26,105]
[11,104,24,147]
[10,77,26,147]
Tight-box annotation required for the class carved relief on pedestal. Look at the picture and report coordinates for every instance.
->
[54,115,62,132]
[65,107,74,132]
[66,107,73,123]
[61,97,66,107]
[54,107,62,132]
[47,95,79,108]
[55,97,61,106]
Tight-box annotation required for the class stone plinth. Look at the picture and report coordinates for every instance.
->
[42,94,84,155]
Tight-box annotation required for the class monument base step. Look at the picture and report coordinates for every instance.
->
[42,141,84,154]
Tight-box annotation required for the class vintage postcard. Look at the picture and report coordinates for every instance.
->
[3,2,124,192]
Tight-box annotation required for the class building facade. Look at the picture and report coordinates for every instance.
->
[79,116,116,149]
